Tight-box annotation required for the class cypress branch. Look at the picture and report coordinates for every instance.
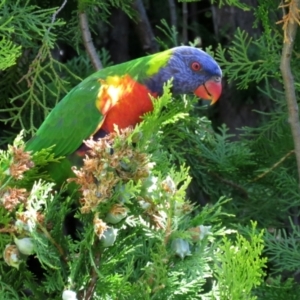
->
[79,12,103,71]
[280,0,300,191]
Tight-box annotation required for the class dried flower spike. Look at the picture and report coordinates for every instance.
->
[162,175,176,195]
[1,187,28,212]
[3,244,21,269]
[9,145,34,180]
[15,210,45,234]
[105,204,128,224]
[188,225,211,242]
[71,128,152,213]
[93,215,108,239]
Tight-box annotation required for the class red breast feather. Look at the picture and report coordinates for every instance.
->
[96,75,155,133]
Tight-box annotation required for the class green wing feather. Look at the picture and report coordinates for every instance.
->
[26,76,104,156]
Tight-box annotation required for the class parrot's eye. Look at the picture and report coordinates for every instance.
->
[191,62,201,71]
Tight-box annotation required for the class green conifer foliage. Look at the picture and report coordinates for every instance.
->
[1,0,300,298]
[0,85,267,299]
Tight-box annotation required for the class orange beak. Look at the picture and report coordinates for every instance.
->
[194,77,222,105]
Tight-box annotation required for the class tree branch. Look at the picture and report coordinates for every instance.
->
[168,0,177,28]
[79,12,103,71]
[49,0,68,31]
[131,0,159,53]
[38,222,68,263]
[280,1,300,189]
[76,243,102,300]
[280,1,300,227]
[251,150,295,182]
[84,247,101,300]
[198,157,248,197]
[182,2,188,45]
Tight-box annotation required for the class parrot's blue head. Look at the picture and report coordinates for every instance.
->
[145,46,222,104]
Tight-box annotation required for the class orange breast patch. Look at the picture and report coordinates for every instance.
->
[96,75,156,133]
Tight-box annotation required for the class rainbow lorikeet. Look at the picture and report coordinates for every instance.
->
[25,46,222,184]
